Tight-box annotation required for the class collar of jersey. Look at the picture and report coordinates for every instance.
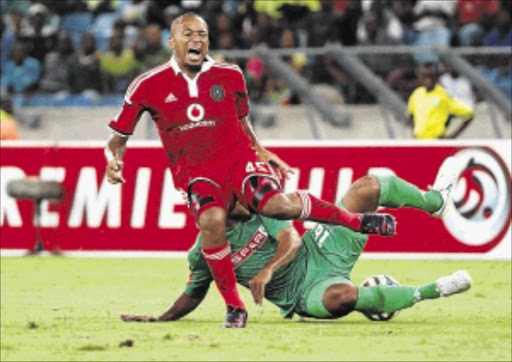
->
[169,55,214,78]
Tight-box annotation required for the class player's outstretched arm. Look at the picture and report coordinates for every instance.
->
[120,293,204,322]
[105,133,128,184]
[249,227,302,305]
[239,115,294,180]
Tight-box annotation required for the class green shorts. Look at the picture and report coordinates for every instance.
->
[293,217,369,319]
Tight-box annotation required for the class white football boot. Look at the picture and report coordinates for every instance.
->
[436,270,472,297]
[431,156,459,217]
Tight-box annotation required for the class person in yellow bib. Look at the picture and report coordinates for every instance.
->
[1,94,20,141]
[407,62,474,139]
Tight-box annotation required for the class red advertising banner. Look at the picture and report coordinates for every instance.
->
[1,141,510,258]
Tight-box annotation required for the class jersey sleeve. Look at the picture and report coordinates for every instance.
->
[232,68,250,118]
[108,77,147,136]
[259,216,292,239]
[183,240,213,299]
[447,97,474,121]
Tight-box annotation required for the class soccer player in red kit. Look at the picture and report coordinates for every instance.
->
[105,12,395,328]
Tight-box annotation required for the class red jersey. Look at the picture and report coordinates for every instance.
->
[109,55,255,187]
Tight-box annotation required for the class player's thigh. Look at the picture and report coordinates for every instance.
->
[234,159,282,212]
[296,276,353,319]
[187,178,231,221]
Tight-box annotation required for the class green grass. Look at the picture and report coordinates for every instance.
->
[1,257,510,361]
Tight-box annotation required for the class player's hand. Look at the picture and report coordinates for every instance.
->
[106,159,126,184]
[120,314,158,322]
[249,268,273,305]
[256,148,294,180]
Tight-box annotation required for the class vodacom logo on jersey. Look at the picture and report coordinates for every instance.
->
[187,103,205,122]
[443,148,511,246]
[179,103,215,131]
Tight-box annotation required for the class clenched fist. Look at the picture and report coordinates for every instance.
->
[106,159,126,184]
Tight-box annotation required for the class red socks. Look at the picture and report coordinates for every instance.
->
[202,243,245,310]
[297,191,362,230]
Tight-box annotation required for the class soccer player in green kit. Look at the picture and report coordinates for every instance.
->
[121,156,472,323]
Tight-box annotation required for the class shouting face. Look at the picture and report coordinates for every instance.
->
[169,14,209,74]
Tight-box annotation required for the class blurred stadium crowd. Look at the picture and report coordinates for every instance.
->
[1,0,511,109]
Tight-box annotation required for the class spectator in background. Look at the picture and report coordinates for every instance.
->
[240,12,277,48]
[86,0,120,18]
[391,0,415,44]
[211,12,239,49]
[133,24,171,73]
[119,0,149,29]
[357,2,404,45]
[2,5,30,38]
[439,62,476,108]
[19,3,58,63]
[100,29,137,93]
[387,55,418,101]
[67,32,102,96]
[1,42,41,94]
[483,9,512,47]
[456,0,500,46]
[1,18,16,69]
[412,0,456,63]
[146,0,173,29]
[39,31,75,93]
[307,0,338,47]
[234,0,258,47]
[357,7,404,77]
[245,56,267,102]
[335,0,363,46]
[0,92,20,140]
[407,63,474,140]
[264,28,305,106]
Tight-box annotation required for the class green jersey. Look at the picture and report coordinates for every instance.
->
[184,211,368,318]
[184,215,307,317]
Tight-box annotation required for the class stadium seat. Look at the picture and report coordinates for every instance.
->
[479,67,512,99]
[59,12,94,48]
[92,13,118,51]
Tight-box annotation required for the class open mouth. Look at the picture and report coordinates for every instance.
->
[187,48,202,61]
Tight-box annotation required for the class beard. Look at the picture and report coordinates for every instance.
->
[184,63,202,73]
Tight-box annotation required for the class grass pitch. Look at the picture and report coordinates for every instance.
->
[1,257,510,361]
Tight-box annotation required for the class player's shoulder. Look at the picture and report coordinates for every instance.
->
[433,84,449,97]
[124,61,173,102]
[408,87,425,103]
[410,87,423,97]
[210,60,244,77]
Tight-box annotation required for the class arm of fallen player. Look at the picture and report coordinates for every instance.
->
[249,227,303,305]
[120,293,204,322]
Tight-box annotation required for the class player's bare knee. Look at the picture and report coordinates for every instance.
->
[343,176,380,213]
[261,193,301,219]
[323,284,358,318]
[198,208,226,235]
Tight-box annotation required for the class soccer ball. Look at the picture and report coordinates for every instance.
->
[360,274,400,321]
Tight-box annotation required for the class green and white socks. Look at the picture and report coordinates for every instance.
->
[355,270,472,315]
[355,283,440,314]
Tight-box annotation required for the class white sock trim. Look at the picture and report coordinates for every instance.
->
[298,190,311,220]
[203,244,231,260]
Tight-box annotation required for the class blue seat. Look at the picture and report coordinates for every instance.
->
[92,13,118,51]
[59,12,94,48]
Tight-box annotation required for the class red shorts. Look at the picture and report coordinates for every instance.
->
[182,150,281,219]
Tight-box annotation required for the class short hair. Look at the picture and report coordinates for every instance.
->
[170,12,208,37]
[420,62,440,74]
